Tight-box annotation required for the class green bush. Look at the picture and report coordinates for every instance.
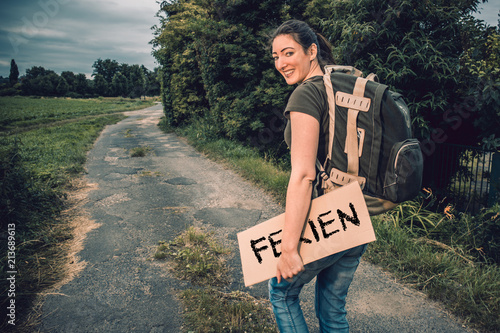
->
[153,0,499,198]
[152,0,294,154]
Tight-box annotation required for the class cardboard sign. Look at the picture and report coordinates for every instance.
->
[237,182,375,287]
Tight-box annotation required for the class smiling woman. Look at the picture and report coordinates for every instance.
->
[272,34,323,85]
[271,21,336,85]
[267,20,368,333]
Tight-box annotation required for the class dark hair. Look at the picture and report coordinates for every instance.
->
[270,19,335,69]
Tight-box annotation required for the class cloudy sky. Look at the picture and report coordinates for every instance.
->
[0,0,498,79]
[0,0,160,78]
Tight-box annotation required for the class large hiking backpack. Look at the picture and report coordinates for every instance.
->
[316,65,424,215]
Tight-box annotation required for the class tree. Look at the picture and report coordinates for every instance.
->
[75,73,90,96]
[152,0,294,144]
[93,73,108,96]
[145,67,161,97]
[61,71,77,93]
[25,66,50,80]
[21,66,60,96]
[55,76,69,96]
[111,72,128,97]
[92,58,120,90]
[9,59,19,86]
[303,0,499,192]
[127,64,146,98]
[460,25,500,149]
[37,74,56,96]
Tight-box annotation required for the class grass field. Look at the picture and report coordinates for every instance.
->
[0,96,151,131]
[0,96,155,332]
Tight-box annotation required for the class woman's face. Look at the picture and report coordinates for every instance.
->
[272,34,317,85]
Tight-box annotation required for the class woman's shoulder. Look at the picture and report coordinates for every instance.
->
[290,75,323,97]
[292,76,326,101]
[300,75,325,88]
[286,75,327,119]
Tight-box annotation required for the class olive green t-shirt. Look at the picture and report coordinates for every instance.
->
[284,75,330,164]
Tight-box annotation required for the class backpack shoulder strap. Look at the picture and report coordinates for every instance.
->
[320,65,369,185]
[345,77,369,176]
[323,65,368,170]
[323,66,337,167]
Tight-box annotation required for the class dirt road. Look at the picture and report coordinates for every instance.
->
[39,104,473,332]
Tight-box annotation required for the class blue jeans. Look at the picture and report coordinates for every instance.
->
[269,244,367,333]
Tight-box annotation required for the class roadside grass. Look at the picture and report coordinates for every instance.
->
[366,213,500,332]
[154,226,278,332]
[155,226,230,286]
[180,288,277,333]
[0,96,154,332]
[160,119,499,333]
[17,115,127,187]
[123,128,135,137]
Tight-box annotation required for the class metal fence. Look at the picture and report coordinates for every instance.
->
[424,143,499,215]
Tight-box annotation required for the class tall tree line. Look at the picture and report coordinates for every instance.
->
[0,58,161,98]
[152,0,499,151]
[91,58,160,98]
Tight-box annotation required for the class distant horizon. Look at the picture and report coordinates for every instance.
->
[2,57,156,80]
[1,1,498,79]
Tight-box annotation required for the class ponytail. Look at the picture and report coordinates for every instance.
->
[315,32,336,68]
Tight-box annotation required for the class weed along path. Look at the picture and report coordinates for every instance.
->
[39,103,473,332]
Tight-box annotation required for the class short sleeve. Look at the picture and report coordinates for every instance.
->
[282,76,329,165]
[284,80,324,123]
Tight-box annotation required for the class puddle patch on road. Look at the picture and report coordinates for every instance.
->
[165,177,197,185]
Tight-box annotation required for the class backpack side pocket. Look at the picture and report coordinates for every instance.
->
[383,139,423,203]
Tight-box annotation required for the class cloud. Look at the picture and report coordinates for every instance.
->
[0,0,160,77]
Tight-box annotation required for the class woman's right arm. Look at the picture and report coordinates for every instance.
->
[276,111,319,283]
